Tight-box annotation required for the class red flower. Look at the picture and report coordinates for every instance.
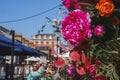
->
[76,51,91,75]
[96,0,115,17]
[54,57,65,68]
[70,50,80,62]
[81,51,90,69]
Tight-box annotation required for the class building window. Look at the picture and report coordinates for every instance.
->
[41,41,43,46]
[49,35,52,39]
[36,46,49,50]
[46,41,49,46]
[36,41,38,45]
[51,42,54,48]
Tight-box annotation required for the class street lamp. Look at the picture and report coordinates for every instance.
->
[54,27,61,55]
[10,30,15,80]
[48,47,51,61]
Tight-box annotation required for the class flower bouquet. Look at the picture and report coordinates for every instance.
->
[52,0,120,80]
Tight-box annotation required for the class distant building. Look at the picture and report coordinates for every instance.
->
[15,33,35,48]
[30,31,60,56]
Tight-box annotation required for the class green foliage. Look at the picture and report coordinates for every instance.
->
[59,66,68,79]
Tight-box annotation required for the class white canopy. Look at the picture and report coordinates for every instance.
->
[36,57,41,61]
[25,57,41,61]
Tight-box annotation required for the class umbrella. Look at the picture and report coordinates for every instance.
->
[25,57,39,61]
[36,57,41,61]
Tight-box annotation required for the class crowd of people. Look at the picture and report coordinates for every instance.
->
[0,58,71,80]
[27,61,62,80]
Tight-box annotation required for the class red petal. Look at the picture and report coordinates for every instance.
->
[70,50,80,62]
[81,51,86,64]
[85,56,91,69]
[54,57,65,68]
[81,51,91,70]
[76,67,86,75]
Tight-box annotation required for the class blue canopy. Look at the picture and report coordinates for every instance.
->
[15,41,46,56]
[0,42,11,47]
[0,35,46,56]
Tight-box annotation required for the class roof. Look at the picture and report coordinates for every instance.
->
[35,33,55,36]
[0,35,46,56]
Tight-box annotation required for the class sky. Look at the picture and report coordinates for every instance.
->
[0,0,64,39]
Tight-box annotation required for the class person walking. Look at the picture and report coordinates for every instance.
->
[27,64,44,80]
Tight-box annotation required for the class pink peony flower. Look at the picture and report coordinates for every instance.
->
[66,62,76,77]
[61,9,92,47]
[94,25,104,36]
[54,57,65,68]
[88,65,96,76]
[62,0,81,10]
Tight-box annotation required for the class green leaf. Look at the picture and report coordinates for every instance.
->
[95,71,104,77]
